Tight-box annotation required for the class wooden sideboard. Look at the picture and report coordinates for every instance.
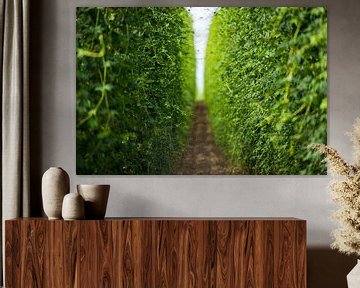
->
[5,218,306,287]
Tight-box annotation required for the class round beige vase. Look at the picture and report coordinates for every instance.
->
[62,192,85,220]
[77,184,110,219]
[42,167,70,219]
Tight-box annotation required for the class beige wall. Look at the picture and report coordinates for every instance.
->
[29,0,360,286]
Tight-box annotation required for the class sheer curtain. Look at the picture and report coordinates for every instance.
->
[0,0,30,284]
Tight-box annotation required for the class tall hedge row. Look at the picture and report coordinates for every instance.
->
[76,8,196,174]
[205,7,327,175]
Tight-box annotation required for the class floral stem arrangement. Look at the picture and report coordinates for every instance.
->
[312,118,360,255]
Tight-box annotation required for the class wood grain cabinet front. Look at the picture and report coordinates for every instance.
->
[5,218,306,288]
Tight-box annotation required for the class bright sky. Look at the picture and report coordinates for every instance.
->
[187,7,218,98]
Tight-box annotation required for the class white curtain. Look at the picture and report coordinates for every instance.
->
[0,0,30,284]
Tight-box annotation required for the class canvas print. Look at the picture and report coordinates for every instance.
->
[76,7,327,175]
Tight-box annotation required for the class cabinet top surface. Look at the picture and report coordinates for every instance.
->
[6,217,305,222]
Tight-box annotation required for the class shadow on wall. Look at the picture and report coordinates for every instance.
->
[29,0,45,216]
[308,248,357,288]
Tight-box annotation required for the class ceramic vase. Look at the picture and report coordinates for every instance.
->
[77,184,110,219]
[347,259,360,288]
[62,192,85,220]
[42,167,70,219]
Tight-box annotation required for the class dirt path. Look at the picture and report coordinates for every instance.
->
[176,101,232,175]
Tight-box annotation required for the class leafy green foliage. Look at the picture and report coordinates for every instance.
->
[205,7,327,175]
[76,7,196,174]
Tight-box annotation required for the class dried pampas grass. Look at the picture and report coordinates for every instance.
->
[312,118,360,256]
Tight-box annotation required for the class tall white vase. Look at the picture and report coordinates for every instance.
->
[42,167,70,219]
[347,260,360,288]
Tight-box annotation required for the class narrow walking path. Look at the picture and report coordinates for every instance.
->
[176,101,231,174]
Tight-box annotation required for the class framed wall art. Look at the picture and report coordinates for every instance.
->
[76,7,327,175]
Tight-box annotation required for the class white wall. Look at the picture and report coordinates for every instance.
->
[31,0,360,248]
